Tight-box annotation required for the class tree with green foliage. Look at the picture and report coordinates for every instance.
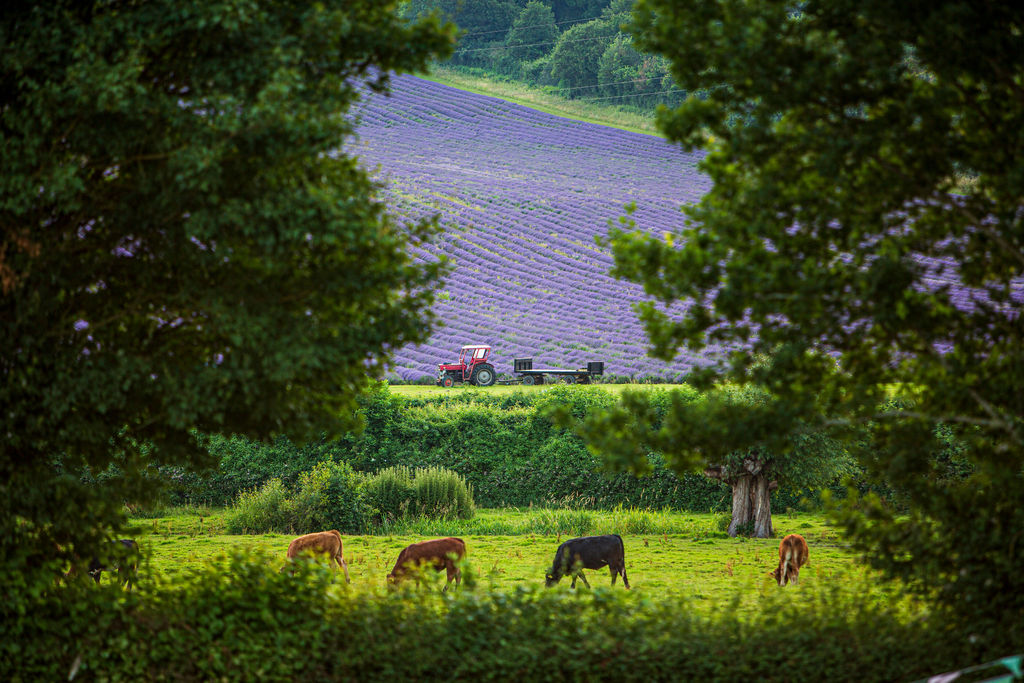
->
[507,1,560,62]
[0,0,453,598]
[549,0,610,25]
[569,384,854,537]
[548,15,618,92]
[581,0,1024,640]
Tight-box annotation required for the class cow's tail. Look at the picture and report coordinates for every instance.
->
[614,534,629,587]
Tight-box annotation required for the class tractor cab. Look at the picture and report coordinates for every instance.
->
[437,344,497,387]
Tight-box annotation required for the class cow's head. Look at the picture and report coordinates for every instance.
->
[544,571,559,588]
[769,562,798,586]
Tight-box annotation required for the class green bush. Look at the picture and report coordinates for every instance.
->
[290,461,368,534]
[225,478,292,534]
[413,466,475,520]
[364,466,417,523]
[225,461,368,535]
[364,466,475,524]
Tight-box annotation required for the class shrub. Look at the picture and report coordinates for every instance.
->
[413,466,475,520]
[364,466,417,523]
[225,478,293,534]
[290,461,368,534]
[225,462,368,535]
[365,466,475,524]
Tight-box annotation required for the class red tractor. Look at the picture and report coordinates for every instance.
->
[436,344,497,387]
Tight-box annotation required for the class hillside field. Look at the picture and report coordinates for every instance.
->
[352,74,712,382]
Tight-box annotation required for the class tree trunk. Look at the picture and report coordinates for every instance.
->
[706,457,776,538]
[727,474,753,537]
[750,473,773,538]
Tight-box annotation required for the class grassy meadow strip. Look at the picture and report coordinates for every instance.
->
[422,65,663,138]
[129,507,913,619]
[387,382,682,399]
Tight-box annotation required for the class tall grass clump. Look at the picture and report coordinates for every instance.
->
[363,466,416,523]
[364,466,475,525]
[526,509,595,536]
[414,466,475,520]
[226,478,292,534]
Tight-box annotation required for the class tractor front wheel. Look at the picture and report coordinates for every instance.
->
[441,375,456,388]
[471,364,497,387]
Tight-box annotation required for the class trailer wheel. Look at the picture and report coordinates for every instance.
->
[471,364,497,387]
[577,375,590,384]
[522,375,536,386]
[563,375,577,385]
[441,375,455,388]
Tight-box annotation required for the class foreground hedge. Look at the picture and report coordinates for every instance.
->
[1,555,1010,682]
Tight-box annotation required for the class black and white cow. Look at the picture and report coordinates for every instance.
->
[88,539,139,589]
[545,534,629,589]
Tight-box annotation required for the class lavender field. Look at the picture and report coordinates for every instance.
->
[351,75,714,381]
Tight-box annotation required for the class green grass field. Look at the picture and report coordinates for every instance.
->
[130,507,913,619]
[387,383,683,398]
[422,66,663,138]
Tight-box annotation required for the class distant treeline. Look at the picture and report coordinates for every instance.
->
[404,0,685,111]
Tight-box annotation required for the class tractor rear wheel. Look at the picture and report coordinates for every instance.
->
[471,364,496,387]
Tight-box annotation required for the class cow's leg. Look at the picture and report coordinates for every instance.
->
[447,561,461,587]
[336,554,351,583]
[577,571,591,589]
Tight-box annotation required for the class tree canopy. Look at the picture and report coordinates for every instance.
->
[582,0,1024,637]
[0,0,453,594]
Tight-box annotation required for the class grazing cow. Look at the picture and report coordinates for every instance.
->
[284,530,350,583]
[545,534,629,589]
[387,537,466,588]
[85,539,139,590]
[770,533,809,586]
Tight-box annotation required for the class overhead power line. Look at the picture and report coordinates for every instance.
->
[460,17,599,38]
[575,89,686,103]
[456,33,618,54]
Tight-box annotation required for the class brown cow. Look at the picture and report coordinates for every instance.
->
[387,537,466,589]
[284,530,350,583]
[770,533,809,586]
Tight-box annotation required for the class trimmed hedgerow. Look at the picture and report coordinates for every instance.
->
[170,386,738,511]
[171,386,964,514]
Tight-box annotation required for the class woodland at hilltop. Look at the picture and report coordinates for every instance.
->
[404,0,681,111]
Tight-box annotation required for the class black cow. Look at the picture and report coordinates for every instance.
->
[88,539,139,589]
[545,534,629,589]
